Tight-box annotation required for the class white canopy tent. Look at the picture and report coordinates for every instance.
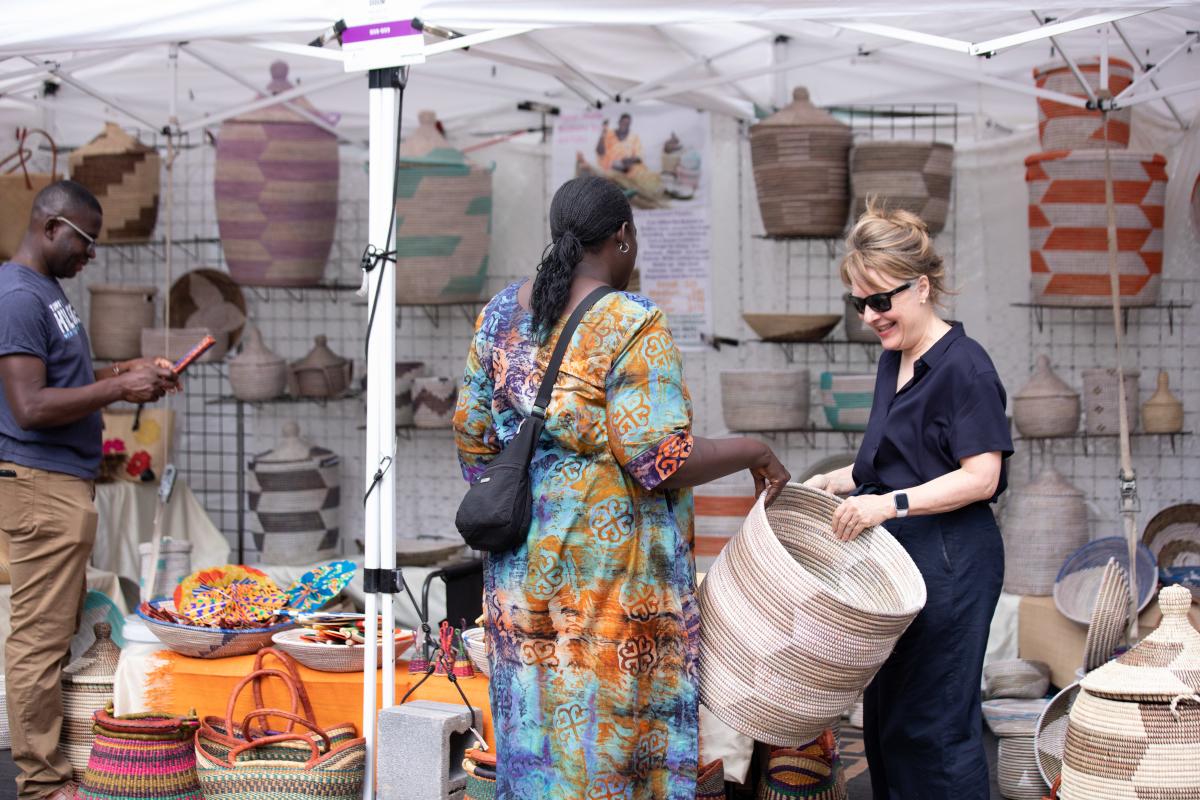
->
[2,4,1199,798]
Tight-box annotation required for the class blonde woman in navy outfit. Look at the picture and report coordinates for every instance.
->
[805,203,1012,799]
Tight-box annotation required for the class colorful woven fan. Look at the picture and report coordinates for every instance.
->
[173,565,287,627]
[285,560,356,613]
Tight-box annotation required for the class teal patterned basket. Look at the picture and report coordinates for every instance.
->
[820,372,876,431]
[395,111,493,305]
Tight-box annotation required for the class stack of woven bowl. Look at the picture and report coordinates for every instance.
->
[981,659,1051,800]
[1025,58,1166,308]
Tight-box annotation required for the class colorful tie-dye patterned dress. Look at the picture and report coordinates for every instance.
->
[453,281,700,800]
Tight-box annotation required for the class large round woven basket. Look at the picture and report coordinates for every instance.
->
[698,483,926,746]
[1053,537,1156,625]
[1081,367,1140,435]
[68,123,160,243]
[1000,466,1089,596]
[88,284,157,361]
[819,372,875,431]
[215,61,338,287]
[270,628,414,672]
[997,736,1044,800]
[849,141,954,235]
[1033,58,1134,151]
[1082,557,1130,673]
[750,87,852,238]
[395,110,492,304]
[742,313,840,343]
[135,601,295,659]
[1025,150,1165,307]
[1143,503,1200,569]
[1035,682,1080,788]
[720,370,810,432]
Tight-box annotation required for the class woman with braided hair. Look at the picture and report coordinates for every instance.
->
[454,175,789,799]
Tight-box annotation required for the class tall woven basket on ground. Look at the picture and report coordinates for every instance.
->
[247,422,340,564]
[395,110,492,304]
[61,623,121,779]
[215,61,338,287]
[1025,150,1166,307]
[1033,58,1134,151]
[77,704,201,800]
[750,87,852,237]
[849,141,953,234]
[68,123,160,242]
[720,370,810,432]
[698,483,926,746]
[88,284,157,361]
[1000,466,1089,596]
[1058,586,1200,799]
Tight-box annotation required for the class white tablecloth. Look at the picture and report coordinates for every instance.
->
[93,480,230,584]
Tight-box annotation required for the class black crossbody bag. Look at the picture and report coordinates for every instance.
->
[455,286,613,553]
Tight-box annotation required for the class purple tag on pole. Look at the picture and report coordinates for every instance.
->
[342,19,419,44]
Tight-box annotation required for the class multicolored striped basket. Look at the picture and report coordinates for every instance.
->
[395,110,492,305]
[697,758,725,799]
[1025,150,1166,307]
[1033,58,1134,151]
[215,61,338,287]
[77,704,201,800]
[756,732,846,800]
[819,372,875,431]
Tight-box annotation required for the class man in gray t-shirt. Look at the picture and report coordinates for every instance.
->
[0,180,177,800]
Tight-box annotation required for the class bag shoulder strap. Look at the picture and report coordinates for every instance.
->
[531,285,613,419]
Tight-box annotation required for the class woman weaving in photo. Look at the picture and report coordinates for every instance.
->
[453,175,789,799]
[805,202,1013,799]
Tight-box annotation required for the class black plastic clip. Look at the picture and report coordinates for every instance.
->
[1118,468,1141,514]
[363,568,406,595]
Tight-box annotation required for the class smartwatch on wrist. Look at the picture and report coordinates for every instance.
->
[893,491,910,518]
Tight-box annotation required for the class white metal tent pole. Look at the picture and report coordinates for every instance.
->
[362,67,400,800]
[1114,32,1200,102]
[1112,21,1188,128]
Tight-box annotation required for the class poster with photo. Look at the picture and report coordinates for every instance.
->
[552,106,712,349]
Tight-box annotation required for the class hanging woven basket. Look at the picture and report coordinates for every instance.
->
[395,110,493,305]
[720,370,810,432]
[1081,367,1140,435]
[1033,58,1134,151]
[698,483,926,746]
[88,284,157,361]
[849,140,953,234]
[1012,355,1080,438]
[215,61,338,287]
[1025,150,1166,307]
[750,88,852,238]
[68,123,160,243]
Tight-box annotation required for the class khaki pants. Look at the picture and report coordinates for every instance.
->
[0,461,96,800]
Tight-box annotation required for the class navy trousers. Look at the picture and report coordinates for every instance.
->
[863,503,1004,800]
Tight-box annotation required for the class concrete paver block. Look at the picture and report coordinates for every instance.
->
[377,699,481,800]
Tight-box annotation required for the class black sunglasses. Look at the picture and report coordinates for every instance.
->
[846,282,912,314]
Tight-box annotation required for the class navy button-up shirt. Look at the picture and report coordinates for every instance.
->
[852,323,1013,501]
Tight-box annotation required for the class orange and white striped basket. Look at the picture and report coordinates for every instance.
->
[1033,58,1134,151]
[1025,150,1166,307]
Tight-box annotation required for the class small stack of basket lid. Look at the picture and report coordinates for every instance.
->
[68,122,160,243]
[1012,355,1080,438]
[1000,466,1089,596]
[1057,585,1200,799]
[981,660,1051,800]
[227,325,288,402]
[749,87,852,238]
[60,622,121,780]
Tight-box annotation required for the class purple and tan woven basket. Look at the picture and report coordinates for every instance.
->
[215,61,338,287]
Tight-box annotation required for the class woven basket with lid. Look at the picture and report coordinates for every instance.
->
[1001,466,1089,596]
[288,335,352,399]
[68,123,160,242]
[61,622,121,780]
[395,110,493,304]
[228,325,287,402]
[1013,355,1080,438]
[750,88,851,238]
[215,61,338,287]
[247,422,340,564]
[1058,585,1200,798]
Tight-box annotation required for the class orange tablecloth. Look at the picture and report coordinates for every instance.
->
[144,652,494,747]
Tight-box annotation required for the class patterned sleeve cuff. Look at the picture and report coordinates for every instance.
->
[624,431,694,491]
